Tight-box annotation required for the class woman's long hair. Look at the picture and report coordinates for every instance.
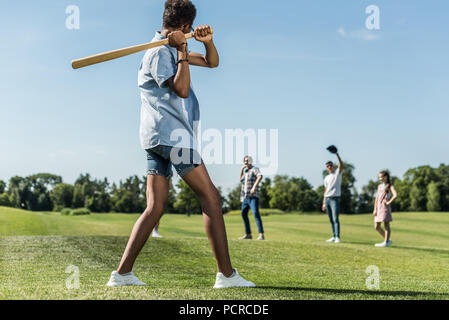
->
[380,170,391,194]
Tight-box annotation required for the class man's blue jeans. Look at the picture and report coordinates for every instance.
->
[325,197,340,238]
[241,197,264,234]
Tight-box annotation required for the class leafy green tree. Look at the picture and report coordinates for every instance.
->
[405,166,437,212]
[300,189,321,212]
[227,184,242,211]
[8,174,60,211]
[0,193,12,206]
[426,181,442,212]
[259,177,271,209]
[391,177,410,212]
[174,180,201,216]
[217,186,229,213]
[28,173,62,211]
[111,175,145,213]
[268,175,318,212]
[166,179,178,213]
[72,184,84,208]
[0,180,6,194]
[86,191,111,213]
[50,183,74,211]
[357,179,378,213]
[73,174,112,213]
[435,164,449,211]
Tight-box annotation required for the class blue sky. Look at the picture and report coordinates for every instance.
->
[1,0,448,193]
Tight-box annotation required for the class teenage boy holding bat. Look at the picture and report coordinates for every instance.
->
[107,0,255,288]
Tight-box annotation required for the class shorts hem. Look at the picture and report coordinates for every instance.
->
[146,170,171,179]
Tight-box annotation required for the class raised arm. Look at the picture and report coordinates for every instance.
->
[336,152,344,172]
[240,166,246,182]
[188,25,219,68]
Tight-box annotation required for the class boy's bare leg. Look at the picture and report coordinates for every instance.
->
[117,175,169,274]
[182,164,233,277]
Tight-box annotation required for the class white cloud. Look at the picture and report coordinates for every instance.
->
[337,27,380,41]
[337,26,347,37]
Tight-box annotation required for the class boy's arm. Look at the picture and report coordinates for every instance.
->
[336,152,344,172]
[165,31,191,98]
[188,25,219,68]
[322,188,327,212]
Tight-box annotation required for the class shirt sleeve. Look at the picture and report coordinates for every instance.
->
[254,167,262,177]
[149,47,176,88]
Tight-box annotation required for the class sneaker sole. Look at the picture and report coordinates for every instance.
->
[213,283,256,289]
[106,282,147,287]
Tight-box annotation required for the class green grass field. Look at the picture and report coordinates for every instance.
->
[0,206,448,300]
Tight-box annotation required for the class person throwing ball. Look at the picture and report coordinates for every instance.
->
[107,0,255,289]
[322,147,344,243]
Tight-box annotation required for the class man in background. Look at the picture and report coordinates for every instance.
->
[322,152,344,243]
[239,156,265,240]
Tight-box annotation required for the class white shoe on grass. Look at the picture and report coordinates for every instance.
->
[375,242,387,247]
[213,269,256,289]
[386,239,393,247]
[326,237,335,243]
[152,230,163,238]
[334,237,341,243]
[106,271,147,287]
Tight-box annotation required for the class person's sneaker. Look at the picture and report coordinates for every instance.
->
[334,237,341,243]
[238,234,252,240]
[257,234,265,240]
[375,242,387,247]
[386,239,393,247]
[151,230,163,238]
[106,271,147,287]
[213,269,256,289]
[325,237,335,243]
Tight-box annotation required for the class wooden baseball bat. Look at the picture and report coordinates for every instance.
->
[71,28,213,69]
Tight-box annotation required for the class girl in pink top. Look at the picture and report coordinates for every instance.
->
[373,171,398,247]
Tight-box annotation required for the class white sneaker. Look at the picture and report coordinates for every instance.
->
[375,242,387,247]
[386,239,393,247]
[106,271,147,287]
[334,237,341,243]
[326,237,335,243]
[152,230,163,238]
[213,269,256,289]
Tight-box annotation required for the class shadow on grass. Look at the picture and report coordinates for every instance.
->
[342,240,449,255]
[256,286,449,298]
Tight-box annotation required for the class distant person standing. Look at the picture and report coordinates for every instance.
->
[322,148,344,243]
[373,170,397,247]
[239,156,265,241]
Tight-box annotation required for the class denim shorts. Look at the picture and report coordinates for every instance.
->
[146,145,203,178]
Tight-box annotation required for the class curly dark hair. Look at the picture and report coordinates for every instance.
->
[163,0,197,29]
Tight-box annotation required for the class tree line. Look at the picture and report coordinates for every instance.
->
[0,163,448,214]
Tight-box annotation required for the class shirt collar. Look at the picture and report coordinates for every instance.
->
[154,31,166,41]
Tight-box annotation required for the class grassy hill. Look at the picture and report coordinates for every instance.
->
[0,206,448,299]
